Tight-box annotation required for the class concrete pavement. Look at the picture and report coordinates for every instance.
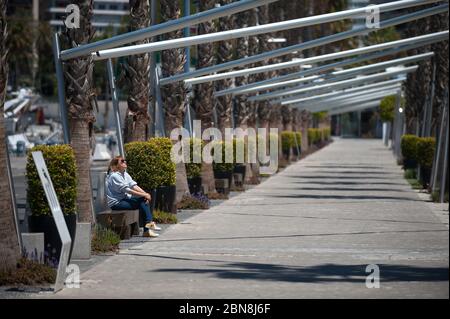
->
[52,138,449,299]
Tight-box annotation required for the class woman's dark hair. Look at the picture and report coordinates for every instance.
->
[107,156,124,174]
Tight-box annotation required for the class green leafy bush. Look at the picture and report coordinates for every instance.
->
[401,135,419,163]
[177,194,210,210]
[380,95,396,122]
[26,145,77,216]
[322,128,331,141]
[416,137,436,169]
[294,132,302,147]
[308,128,321,146]
[213,141,234,173]
[281,131,295,152]
[91,225,121,253]
[186,138,203,179]
[125,137,176,190]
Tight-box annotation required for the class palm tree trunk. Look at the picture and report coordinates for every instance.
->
[160,0,189,203]
[63,0,95,224]
[193,0,217,194]
[123,0,151,143]
[0,0,21,271]
[215,0,235,136]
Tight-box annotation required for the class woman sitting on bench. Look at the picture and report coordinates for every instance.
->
[106,156,161,238]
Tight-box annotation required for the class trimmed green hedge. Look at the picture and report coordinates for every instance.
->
[186,138,202,179]
[26,145,77,216]
[401,135,419,163]
[417,137,436,169]
[125,137,176,190]
[213,141,234,173]
[380,95,396,122]
[295,132,302,147]
[281,131,296,152]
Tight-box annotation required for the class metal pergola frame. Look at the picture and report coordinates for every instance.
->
[248,52,433,103]
[162,0,447,86]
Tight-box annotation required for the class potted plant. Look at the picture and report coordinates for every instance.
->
[186,138,203,195]
[26,145,78,265]
[233,138,247,181]
[125,137,176,214]
[380,95,396,146]
[417,137,436,189]
[401,134,419,169]
[213,141,234,190]
[281,131,295,160]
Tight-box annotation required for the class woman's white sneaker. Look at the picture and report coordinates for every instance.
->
[145,222,162,231]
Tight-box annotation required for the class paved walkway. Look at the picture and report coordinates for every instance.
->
[54,139,449,299]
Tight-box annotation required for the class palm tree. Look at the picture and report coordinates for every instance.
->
[215,0,235,135]
[160,0,189,202]
[0,0,21,271]
[430,11,449,134]
[256,4,273,132]
[62,0,96,224]
[122,0,151,142]
[193,0,217,194]
[403,14,432,134]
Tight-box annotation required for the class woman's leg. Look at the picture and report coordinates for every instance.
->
[136,197,153,232]
[111,198,139,210]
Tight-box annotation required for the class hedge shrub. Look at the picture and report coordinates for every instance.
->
[380,95,396,122]
[125,137,176,191]
[308,128,321,145]
[295,132,302,148]
[213,141,234,173]
[417,137,436,169]
[322,128,331,141]
[401,135,419,163]
[186,138,202,179]
[281,131,295,152]
[26,145,77,216]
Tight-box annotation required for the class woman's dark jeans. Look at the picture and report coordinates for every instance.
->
[111,197,153,232]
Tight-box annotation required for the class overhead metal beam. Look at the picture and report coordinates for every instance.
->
[258,66,417,104]
[214,30,448,97]
[300,90,401,113]
[297,84,403,108]
[92,1,446,61]
[250,52,433,102]
[60,0,278,61]
[287,78,406,105]
[328,101,384,115]
[162,1,447,86]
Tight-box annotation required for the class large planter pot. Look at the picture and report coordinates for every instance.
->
[28,213,77,266]
[214,170,233,189]
[420,167,432,189]
[233,164,246,182]
[155,185,176,214]
[403,159,418,170]
[187,176,202,195]
[292,146,301,157]
[282,149,290,160]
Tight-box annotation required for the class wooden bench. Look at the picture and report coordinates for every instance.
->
[94,172,140,239]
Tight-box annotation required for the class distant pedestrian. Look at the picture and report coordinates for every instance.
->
[106,156,161,238]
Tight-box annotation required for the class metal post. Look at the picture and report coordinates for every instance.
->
[106,59,125,157]
[440,92,449,203]
[184,0,193,137]
[431,95,447,192]
[5,140,22,252]
[52,33,70,144]
[148,0,158,138]
[154,66,166,137]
